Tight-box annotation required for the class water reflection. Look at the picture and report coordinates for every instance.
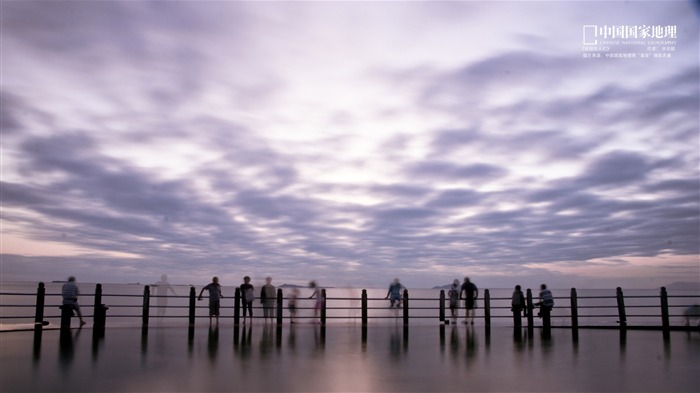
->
[11,326,700,393]
[58,328,83,373]
[207,325,219,362]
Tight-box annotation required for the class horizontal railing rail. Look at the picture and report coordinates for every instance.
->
[2,284,698,340]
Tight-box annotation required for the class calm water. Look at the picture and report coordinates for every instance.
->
[1,325,699,392]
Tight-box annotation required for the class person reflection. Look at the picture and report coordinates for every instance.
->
[465,326,477,361]
[59,326,83,372]
[153,275,177,319]
[260,324,274,357]
[236,326,253,360]
[207,325,219,362]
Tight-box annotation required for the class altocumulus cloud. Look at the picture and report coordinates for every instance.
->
[1,1,698,289]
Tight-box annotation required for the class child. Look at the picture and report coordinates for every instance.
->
[448,279,460,322]
[288,288,299,323]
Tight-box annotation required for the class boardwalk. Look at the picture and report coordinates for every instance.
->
[2,324,699,392]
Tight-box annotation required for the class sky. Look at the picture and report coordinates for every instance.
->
[1,1,699,290]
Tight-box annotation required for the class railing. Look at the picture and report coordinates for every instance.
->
[1,283,698,338]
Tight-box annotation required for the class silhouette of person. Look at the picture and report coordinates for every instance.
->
[61,276,86,326]
[260,277,276,323]
[198,276,224,324]
[511,285,526,320]
[309,281,323,323]
[460,277,479,325]
[683,305,700,326]
[153,274,177,318]
[385,278,405,308]
[448,279,460,322]
[288,288,299,323]
[535,283,554,317]
[240,276,255,324]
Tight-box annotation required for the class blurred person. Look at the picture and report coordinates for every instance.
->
[448,279,460,322]
[309,281,324,323]
[535,284,554,317]
[288,288,299,323]
[260,277,276,323]
[385,278,405,308]
[153,274,177,318]
[62,276,86,326]
[511,285,526,321]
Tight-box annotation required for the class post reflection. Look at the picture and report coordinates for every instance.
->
[58,327,83,373]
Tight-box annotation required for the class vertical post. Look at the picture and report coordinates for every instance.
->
[93,283,107,329]
[402,289,409,326]
[361,289,368,326]
[616,287,627,329]
[34,282,46,328]
[188,286,196,326]
[276,288,283,326]
[142,285,150,328]
[570,288,579,340]
[526,289,534,333]
[660,286,670,338]
[321,289,327,326]
[439,290,445,323]
[233,287,241,326]
[484,289,491,329]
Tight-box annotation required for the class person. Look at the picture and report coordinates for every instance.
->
[153,274,177,318]
[240,276,255,324]
[535,283,554,317]
[288,288,299,323]
[460,277,479,325]
[447,279,460,322]
[198,276,224,324]
[260,277,276,323]
[62,276,86,326]
[384,278,405,308]
[309,281,323,323]
[511,285,526,320]
[683,305,700,327]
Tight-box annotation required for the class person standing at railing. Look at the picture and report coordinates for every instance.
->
[198,276,224,324]
[385,278,405,308]
[511,285,526,320]
[240,276,255,325]
[448,279,460,322]
[460,277,479,325]
[260,277,276,323]
[154,274,177,318]
[535,283,554,317]
[62,276,86,326]
[288,288,299,323]
[309,280,323,323]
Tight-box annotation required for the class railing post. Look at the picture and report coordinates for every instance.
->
[188,286,196,326]
[233,287,241,326]
[526,289,534,333]
[361,289,368,326]
[34,282,45,328]
[321,289,327,326]
[484,289,491,329]
[660,286,670,338]
[402,289,409,326]
[570,287,579,339]
[616,287,627,329]
[276,288,283,326]
[93,283,108,329]
[142,285,150,329]
[439,290,445,323]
